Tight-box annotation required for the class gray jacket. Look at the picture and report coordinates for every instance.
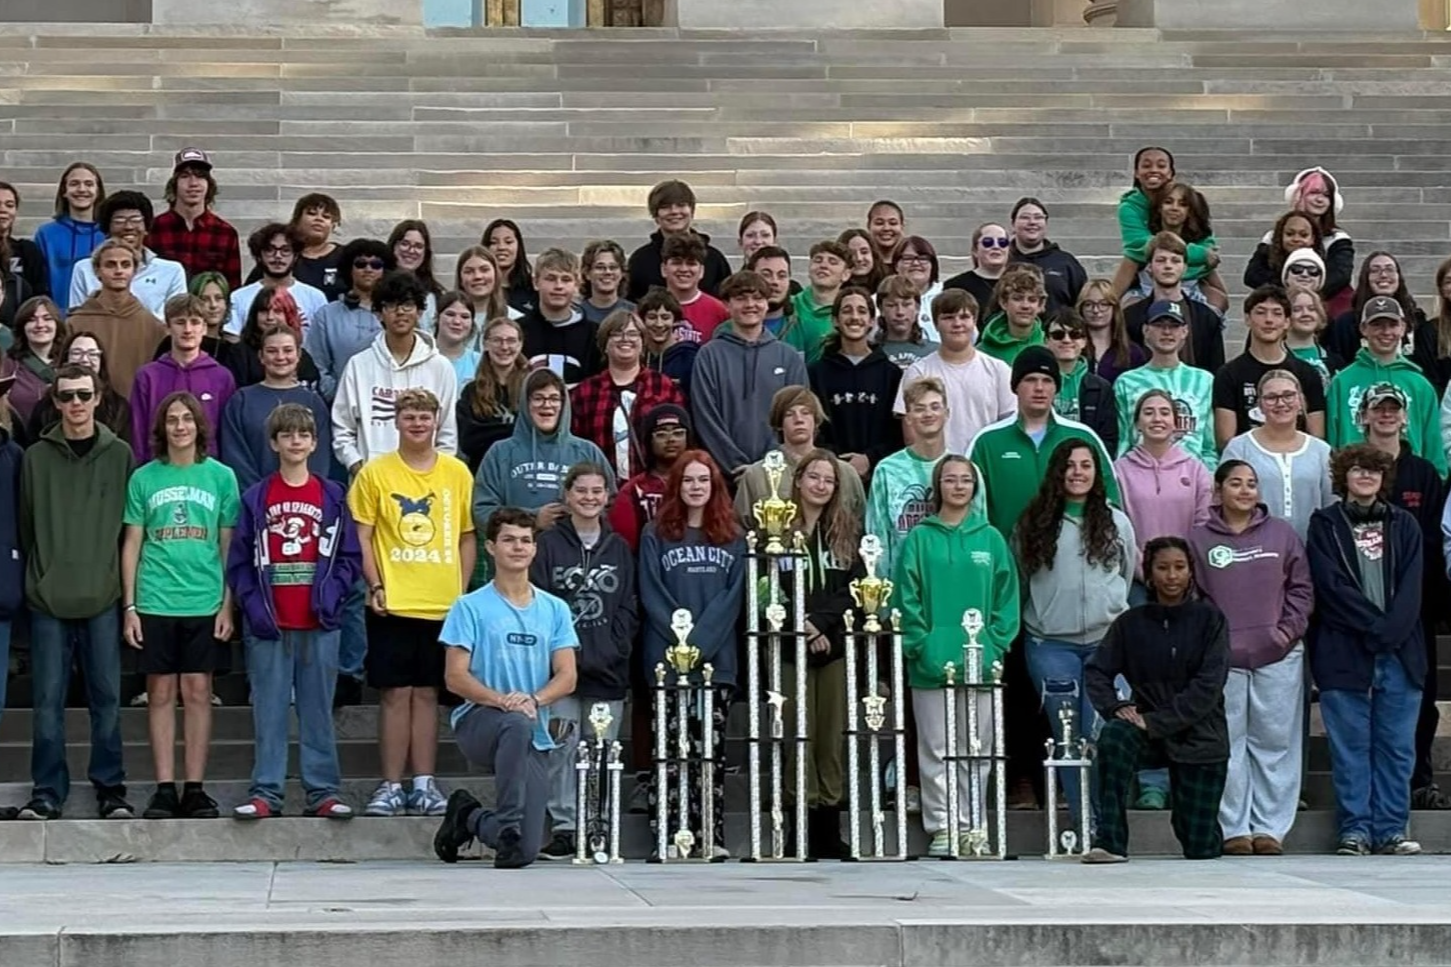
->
[1020,506,1137,645]
[690,327,807,473]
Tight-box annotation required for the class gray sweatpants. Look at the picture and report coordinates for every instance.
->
[546,696,625,832]
[1219,644,1305,841]
[455,705,550,861]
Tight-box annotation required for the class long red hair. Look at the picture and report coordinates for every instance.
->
[654,449,740,545]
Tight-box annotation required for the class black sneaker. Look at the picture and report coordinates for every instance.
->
[180,787,220,819]
[98,791,135,820]
[1335,837,1370,856]
[1411,783,1451,809]
[493,826,530,869]
[540,830,576,860]
[433,789,480,864]
[143,786,181,819]
[333,675,363,709]
[16,798,60,821]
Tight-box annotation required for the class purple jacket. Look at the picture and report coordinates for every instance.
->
[130,352,237,462]
[1188,505,1313,670]
[225,473,362,640]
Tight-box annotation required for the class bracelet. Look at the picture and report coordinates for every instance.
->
[369,584,384,594]
[123,604,137,613]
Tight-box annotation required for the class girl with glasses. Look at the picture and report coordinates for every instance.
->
[1220,370,1333,541]
[941,222,1012,317]
[1075,280,1146,385]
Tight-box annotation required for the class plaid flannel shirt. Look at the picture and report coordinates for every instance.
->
[149,208,242,289]
[570,368,686,481]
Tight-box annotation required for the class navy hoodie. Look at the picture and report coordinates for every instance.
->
[0,426,22,618]
[218,384,334,494]
[530,517,637,700]
[808,347,904,468]
[638,522,746,687]
[225,473,363,640]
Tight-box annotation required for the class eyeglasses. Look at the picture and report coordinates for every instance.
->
[1286,264,1323,277]
[608,331,643,344]
[1260,391,1298,406]
[1080,300,1113,311]
[1368,264,1398,277]
[395,241,426,253]
[354,258,386,270]
[1348,465,1383,476]
[1046,328,1084,341]
[486,335,520,348]
[110,215,146,228]
[652,427,688,440]
[530,394,563,406]
[68,349,103,361]
[978,237,1011,249]
[897,255,932,265]
[55,389,95,403]
[264,245,294,257]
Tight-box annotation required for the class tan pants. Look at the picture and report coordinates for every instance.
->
[779,659,846,807]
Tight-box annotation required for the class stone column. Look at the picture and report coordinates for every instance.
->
[664,0,942,29]
[1115,0,1421,30]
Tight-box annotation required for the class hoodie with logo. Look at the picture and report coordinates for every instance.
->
[691,327,808,474]
[1189,506,1313,670]
[808,347,904,468]
[638,521,746,687]
[626,230,734,302]
[34,213,106,304]
[529,517,637,700]
[130,352,237,462]
[473,369,615,527]
[520,307,602,389]
[1114,443,1214,577]
[1326,349,1444,475]
[1008,241,1088,314]
[895,507,1019,689]
[68,247,187,317]
[331,329,459,470]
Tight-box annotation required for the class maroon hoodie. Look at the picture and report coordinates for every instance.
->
[1188,505,1313,669]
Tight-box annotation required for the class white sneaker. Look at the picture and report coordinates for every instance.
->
[364,780,406,817]
[1376,836,1422,855]
[407,778,447,817]
[927,830,951,857]
[905,785,922,815]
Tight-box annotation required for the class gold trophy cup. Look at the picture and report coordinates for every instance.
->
[666,609,701,676]
[751,450,798,554]
[849,534,894,634]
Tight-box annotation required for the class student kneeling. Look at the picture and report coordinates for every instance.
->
[434,508,578,869]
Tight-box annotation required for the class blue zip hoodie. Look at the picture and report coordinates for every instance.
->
[225,473,363,640]
[638,521,746,687]
[472,368,615,524]
[33,214,106,303]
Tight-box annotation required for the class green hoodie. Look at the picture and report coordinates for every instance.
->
[1117,187,1219,281]
[19,422,134,619]
[1056,357,1089,420]
[784,289,836,365]
[894,510,1019,689]
[977,312,1044,366]
[1326,349,1446,475]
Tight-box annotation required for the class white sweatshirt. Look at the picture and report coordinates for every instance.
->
[331,329,459,469]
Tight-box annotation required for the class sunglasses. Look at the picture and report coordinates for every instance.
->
[978,237,1011,249]
[56,389,95,403]
[1046,327,1084,340]
[354,258,386,270]
[1286,263,1323,277]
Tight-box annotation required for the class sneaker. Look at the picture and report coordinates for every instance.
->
[98,792,135,820]
[905,785,922,815]
[143,786,181,819]
[17,798,60,821]
[958,833,984,857]
[306,797,354,820]
[1222,835,1254,856]
[365,781,407,817]
[434,789,481,864]
[1335,837,1370,856]
[1411,783,1451,810]
[541,830,576,860]
[129,691,149,707]
[493,826,530,869]
[710,844,731,860]
[180,787,220,819]
[1374,836,1422,855]
[1082,846,1128,864]
[1133,787,1168,810]
[333,675,363,709]
[1252,835,1283,856]
[232,797,277,820]
[407,778,448,817]
[927,830,951,857]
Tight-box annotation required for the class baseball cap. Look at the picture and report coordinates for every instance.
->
[1360,382,1408,413]
[1361,296,1404,325]
[1145,300,1186,326]
[173,147,212,172]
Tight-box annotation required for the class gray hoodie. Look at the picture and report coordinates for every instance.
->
[1020,506,1137,645]
[690,326,807,473]
[472,369,615,526]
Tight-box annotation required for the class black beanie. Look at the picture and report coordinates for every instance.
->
[639,402,691,439]
[1011,345,1061,392]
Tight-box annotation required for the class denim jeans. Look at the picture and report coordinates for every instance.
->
[30,607,125,807]
[1320,652,1421,846]
[337,581,367,681]
[1024,636,1100,827]
[245,628,343,809]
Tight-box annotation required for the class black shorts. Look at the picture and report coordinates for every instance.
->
[364,612,446,690]
[138,614,226,676]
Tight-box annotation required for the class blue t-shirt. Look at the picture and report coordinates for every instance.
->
[441,582,579,749]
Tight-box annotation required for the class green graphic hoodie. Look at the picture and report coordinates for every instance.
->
[976,312,1045,366]
[1326,349,1445,475]
[893,508,1020,690]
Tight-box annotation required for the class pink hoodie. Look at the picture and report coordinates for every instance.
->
[1113,443,1213,578]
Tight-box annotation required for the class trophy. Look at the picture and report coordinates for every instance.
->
[848,534,893,634]
[573,702,623,865]
[941,610,1008,861]
[650,610,718,863]
[751,450,797,555]
[666,609,700,676]
[1044,707,1092,860]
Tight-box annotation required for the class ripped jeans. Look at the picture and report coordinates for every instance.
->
[1024,636,1102,828]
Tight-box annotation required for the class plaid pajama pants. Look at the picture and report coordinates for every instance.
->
[1095,718,1228,859]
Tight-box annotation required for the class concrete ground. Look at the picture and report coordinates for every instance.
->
[6,857,1451,965]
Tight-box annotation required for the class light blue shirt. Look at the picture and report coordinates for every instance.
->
[441,583,578,749]
[449,348,481,387]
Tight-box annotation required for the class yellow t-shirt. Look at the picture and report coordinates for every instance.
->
[349,451,475,621]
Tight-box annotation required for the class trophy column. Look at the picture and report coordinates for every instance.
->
[649,609,721,863]
[842,534,909,861]
[1043,708,1093,859]
[941,608,1009,860]
[572,702,624,865]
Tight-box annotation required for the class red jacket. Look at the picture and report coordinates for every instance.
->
[570,368,685,481]
[607,471,669,553]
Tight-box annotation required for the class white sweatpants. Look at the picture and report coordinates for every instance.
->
[1219,644,1304,841]
[912,687,996,836]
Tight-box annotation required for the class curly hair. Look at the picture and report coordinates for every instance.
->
[1267,211,1324,276]
[1014,439,1122,576]
[1329,444,1394,500]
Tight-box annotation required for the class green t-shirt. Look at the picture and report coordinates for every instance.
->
[124,457,241,617]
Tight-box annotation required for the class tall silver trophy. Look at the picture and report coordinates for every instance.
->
[650,608,718,863]
[842,534,909,861]
[743,450,809,862]
[573,701,624,865]
[941,608,1008,860]
[1043,707,1092,859]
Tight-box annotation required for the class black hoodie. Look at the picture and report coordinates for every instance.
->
[519,307,602,389]
[529,516,637,700]
[808,348,904,469]
[771,525,866,667]
[1387,441,1447,621]
[625,230,734,302]
[1008,241,1088,314]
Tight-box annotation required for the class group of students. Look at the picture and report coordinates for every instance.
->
[0,147,1447,868]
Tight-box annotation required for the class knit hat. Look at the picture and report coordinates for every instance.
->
[1281,248,1326,285]
[1011,345,1061,392]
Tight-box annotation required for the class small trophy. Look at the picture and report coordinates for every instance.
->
[751,450,797,555]
[862,693,887,732]
[849,534,894,634]
[673,828,695,860]
[666,609,700,676]
[588,702,614,742]
[764,602,787,633]
[766,690,787,739]
[962,609,984,684]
